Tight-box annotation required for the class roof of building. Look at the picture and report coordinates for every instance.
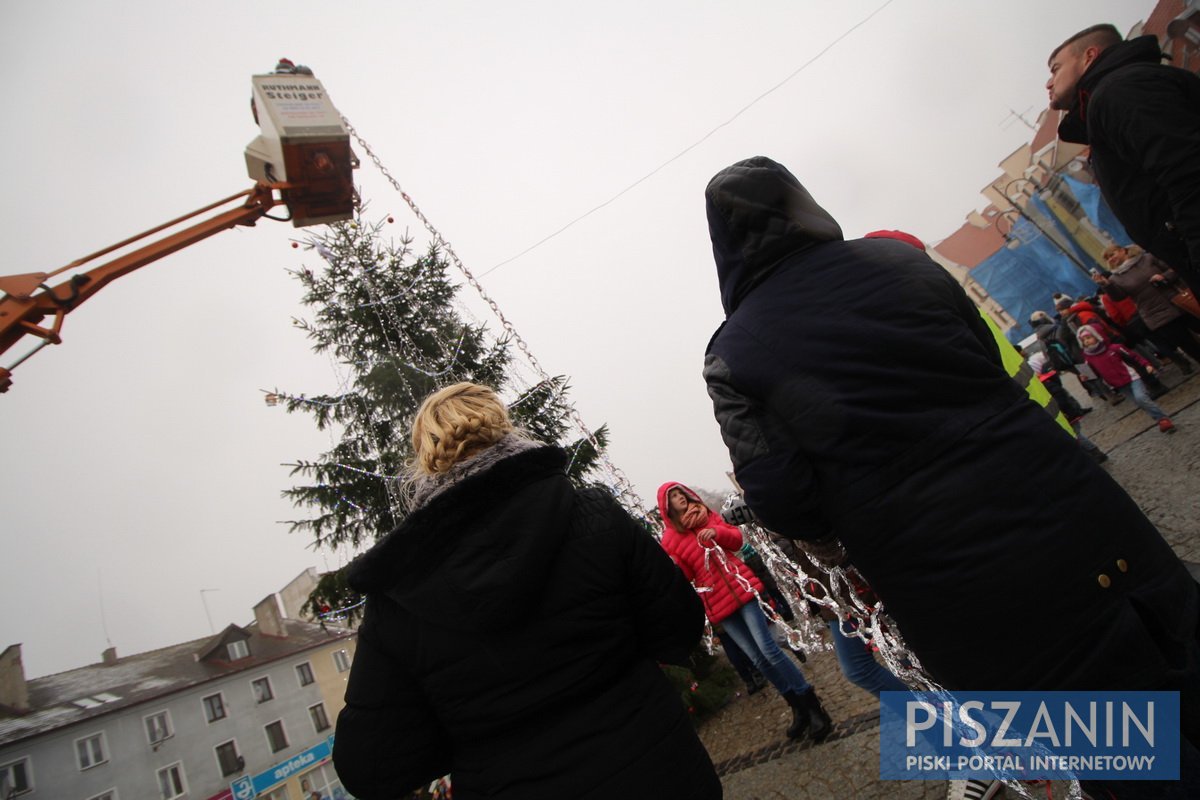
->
[0,619,353,748]
[931,219,1005,269]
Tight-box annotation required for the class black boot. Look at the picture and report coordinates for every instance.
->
[782,691,810,739]
[800,687,833,742]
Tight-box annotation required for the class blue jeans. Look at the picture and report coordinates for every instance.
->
[1119,379,1168,422]
[716,629,760,687]
[829,620,908,697]
[720,602,810,695]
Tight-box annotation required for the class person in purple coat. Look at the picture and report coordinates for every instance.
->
[1076,323,1176,433]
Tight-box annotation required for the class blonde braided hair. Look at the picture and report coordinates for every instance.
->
[410,382,514,475]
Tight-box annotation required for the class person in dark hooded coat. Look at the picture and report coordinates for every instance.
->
[699,157,1200,782]
[332,382,721,800]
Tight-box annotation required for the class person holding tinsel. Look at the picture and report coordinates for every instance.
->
[657,481,832,741]
[332,383,722,800]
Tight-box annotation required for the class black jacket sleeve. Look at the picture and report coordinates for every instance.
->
[1092,68,1200,275]
[703,351,833,542]
[332,599,452,799]
[588,489,707,665]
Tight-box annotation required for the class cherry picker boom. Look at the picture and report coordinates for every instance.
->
[0,64,356,393]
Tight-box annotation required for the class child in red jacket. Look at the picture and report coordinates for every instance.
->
[1077,324,1176,433]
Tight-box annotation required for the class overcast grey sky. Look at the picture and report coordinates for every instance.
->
[2,0,1150,678]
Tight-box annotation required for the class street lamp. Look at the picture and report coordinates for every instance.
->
[994,208,1071,258]
[994,209,1023,246]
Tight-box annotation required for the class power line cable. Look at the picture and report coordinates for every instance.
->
[479,0,897,278]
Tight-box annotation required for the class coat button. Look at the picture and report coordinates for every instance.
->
[1116,559,1129,573]
[1097,574,1112,588]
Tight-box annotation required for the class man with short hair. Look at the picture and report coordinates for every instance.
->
[1047,23,1200,290]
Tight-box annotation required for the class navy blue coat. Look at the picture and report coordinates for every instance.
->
[701,157,1199,706]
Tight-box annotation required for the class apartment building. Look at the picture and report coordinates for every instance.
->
[0,591,356,800]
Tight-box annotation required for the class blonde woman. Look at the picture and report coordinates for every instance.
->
[332,382,721,800]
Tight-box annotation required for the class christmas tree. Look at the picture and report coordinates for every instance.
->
[275,212,609,617]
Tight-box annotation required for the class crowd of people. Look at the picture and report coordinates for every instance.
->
[1023,245,1200,441]
[319,18,1199,800]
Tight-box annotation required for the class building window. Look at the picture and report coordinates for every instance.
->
[203,692,227,723]
[227,639,250,660]
[265,720,289,753]
[251,676,274,703]
[295,661,315,686]
[0,758,32,796]
[156,762,186,800]
[309,702,331,733]
[215,740,243,777]
[300,763,347,800]
[332,648,351,672]
[145,710,173,745]
[71,692,120,709]
[76,732,108,769]
[86,791,117,800]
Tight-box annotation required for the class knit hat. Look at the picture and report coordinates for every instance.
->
[1030,310,1052,324]
[1054,294,1074,311]
[1076,324,1107,355]
[864,229,926,252]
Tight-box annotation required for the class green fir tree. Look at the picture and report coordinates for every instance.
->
[275,213,608,617]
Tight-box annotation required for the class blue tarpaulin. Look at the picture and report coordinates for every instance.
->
[1062,174,1131,243]
[967,176,1134,343]
[969,212,1097,343]
[1029,192,1093,267]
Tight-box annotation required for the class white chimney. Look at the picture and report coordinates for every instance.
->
[253,594,288,638]
[0,644,30,713]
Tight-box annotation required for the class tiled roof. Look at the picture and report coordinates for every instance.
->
[0,620,353,747]
[931,220,1005,269]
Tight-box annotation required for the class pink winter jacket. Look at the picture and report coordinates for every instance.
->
[657,482,763,624]
[1077,324,1151,390]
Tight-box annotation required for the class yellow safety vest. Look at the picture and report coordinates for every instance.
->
[981,313,1075,437]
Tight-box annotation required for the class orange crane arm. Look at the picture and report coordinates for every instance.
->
[0,183,280,392]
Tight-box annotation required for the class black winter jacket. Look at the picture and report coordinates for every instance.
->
[1031,315,1082,368]
[701,157,1199,705]
[331,446,720,800]
[1058,35,1200,288]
